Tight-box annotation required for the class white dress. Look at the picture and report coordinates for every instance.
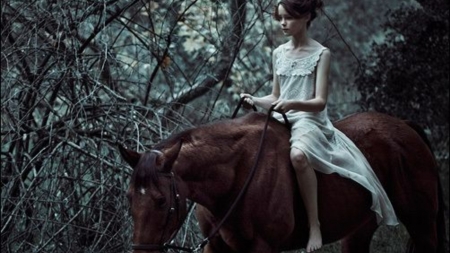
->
[272,43,398,226]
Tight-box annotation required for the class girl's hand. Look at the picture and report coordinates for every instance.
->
[272,99,291,113]
[240,93,254,108]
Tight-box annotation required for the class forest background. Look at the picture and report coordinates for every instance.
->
[1,0,448,252]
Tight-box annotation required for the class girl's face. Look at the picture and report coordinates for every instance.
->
[277,5,310,36]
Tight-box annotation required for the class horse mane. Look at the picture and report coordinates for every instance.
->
[132,152,160,189]
[131,112,272,189]
[132,129,194,189]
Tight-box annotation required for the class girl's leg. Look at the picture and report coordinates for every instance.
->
[290,148,322,252]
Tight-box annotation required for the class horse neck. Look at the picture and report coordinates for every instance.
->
[173,123,254,212]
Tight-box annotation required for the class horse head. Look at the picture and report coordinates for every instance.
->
[119,140,188,252]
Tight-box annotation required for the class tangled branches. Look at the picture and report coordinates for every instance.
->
[1,0,270,250]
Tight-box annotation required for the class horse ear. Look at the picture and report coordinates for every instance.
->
[118,144,141,168]
[161,139,183,171]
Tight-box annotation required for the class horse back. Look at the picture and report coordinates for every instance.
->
[334,112,440,221]
[333,112,438,185]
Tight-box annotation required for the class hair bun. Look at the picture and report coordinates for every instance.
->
[315,0,324,11]
[274,0,325,27]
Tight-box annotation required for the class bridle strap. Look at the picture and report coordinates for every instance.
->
[132,172,181,252]
[231,97,290,127]
[231,97,257,118]
[132,244,165,251]
[132,243,194,252]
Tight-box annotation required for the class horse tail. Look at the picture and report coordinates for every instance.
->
[404,120,448,253]
[436,178,449,253]
[403,120,433,151]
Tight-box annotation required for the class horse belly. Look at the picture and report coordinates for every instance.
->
[282,172,374,250]
[317,172,375,242]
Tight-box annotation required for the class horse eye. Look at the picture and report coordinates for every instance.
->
[155,196,166,207]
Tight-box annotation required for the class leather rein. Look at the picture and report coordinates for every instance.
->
[132,98,289,252]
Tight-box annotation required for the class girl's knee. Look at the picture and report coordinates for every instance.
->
[290,149,309,170]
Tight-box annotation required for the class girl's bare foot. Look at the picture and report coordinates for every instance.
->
[306,223,322,252]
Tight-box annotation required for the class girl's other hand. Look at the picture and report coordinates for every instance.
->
[240,93,254,109]
[272,99,291,113]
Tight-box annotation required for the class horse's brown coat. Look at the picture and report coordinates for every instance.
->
[121,112,446,253]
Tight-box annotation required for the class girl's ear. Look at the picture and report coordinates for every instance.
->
[118,144,141,169]
[305,12,312,22]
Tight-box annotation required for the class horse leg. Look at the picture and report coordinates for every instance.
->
[402,217,438,253]
[341,217,378,253]
[392,181,440,252]
[248,237,279,253]
[203,236,278,253]
[203,236,237,253]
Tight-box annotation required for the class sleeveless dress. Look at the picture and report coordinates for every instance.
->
[272,43,399,226]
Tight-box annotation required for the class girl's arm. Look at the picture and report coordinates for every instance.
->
[241,50,281,110]
[240,78,279,111]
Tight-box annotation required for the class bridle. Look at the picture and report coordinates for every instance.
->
[130,99,289,252]
[131,171,197,252]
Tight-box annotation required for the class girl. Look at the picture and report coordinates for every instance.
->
[240,0,398,252]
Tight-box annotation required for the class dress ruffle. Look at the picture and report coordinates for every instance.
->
[275,46,325,76]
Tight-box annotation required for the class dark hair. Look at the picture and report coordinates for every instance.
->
[273,0,324,27]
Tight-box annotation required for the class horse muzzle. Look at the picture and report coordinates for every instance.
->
[132,243,166,252]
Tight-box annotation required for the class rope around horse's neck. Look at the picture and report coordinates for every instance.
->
[192,100,289,250]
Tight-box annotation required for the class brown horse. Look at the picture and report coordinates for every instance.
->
[119,111,446,253]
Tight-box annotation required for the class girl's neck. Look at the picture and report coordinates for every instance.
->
[290,33,310,49]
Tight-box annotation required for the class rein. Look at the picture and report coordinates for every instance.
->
[132,98,289,252]
[198,99,289,246]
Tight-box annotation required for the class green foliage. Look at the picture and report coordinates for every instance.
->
[354,5,449,248]
[355,1,449,128]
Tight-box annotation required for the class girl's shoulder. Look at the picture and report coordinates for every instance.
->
[273,42,289,55]
[274,40,329,58]
[303,40,329,56]
[273,42,292,60]
[309,39,327,50]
